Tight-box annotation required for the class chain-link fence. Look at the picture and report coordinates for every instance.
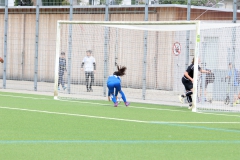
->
[0,1,239,107]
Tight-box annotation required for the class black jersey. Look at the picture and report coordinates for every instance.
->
[183,64,201,80]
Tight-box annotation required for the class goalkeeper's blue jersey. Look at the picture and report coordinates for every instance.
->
[107,75,121,84]
[107,75,121,97]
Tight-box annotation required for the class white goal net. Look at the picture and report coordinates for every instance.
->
[54,21,240,112]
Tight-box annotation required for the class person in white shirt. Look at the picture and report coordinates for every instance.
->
[81,50,96,92]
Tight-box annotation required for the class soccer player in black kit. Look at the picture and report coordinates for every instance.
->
[179,58,210,109]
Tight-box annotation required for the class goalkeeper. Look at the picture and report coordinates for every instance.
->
[107,65,130,107]
[179,58,210,109]
[58,52,67,90]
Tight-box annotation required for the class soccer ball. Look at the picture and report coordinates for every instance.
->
[117,96,122,104]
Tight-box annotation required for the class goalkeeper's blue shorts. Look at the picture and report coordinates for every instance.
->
[107,81,121,96]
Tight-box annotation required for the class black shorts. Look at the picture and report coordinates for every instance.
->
[182,77,193,91]
[85,71,94,78]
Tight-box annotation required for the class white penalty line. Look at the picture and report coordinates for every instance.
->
[0,106,240,124]
[0,94,189,113]
[1,94,240,118]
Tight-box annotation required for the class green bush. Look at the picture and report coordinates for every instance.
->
[42,0,64,6]
[159,0,187,5]
[100,0,123,5]
[14,0,33,6]
[62,0,70,5]
[158,0,219,6]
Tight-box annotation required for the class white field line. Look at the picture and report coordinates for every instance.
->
[0,106,148,123]
[196,111,240,118]
[0,94,50,100]
[0,94,189,113]
[0,106,240,124]
[0,94,240,118]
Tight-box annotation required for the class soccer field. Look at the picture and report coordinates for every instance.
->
[0,91,240,160]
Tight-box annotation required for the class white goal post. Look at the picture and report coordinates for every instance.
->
[54,20,240,112]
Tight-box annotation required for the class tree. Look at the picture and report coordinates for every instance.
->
[100,0,123,5]
[14,0,34,6]
[131,0,135,5]
[62,0,70,5]
[159,0,187,5]
[77,0,82,5]
[42,0,64,6]
[0,0,4,6]
[158,0,219,7]
[114,0,123,4]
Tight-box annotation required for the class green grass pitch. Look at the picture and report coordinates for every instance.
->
[0,91,240,160]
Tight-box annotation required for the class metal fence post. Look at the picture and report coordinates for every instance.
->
[201,43,206,104]
[67,0,73,94]
[114,29,118,70]
[230,0,237,106]
[142,0,148,100]
[103,0,109,97]
[34,0,40,91]
[185,0,191,69]
[3,0,8,89]
[233,0,237,23]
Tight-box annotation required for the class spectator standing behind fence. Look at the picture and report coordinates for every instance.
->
[199,68,215,102]
[226,62,240,105]
[58,52,67,90]
[81,50,96,92]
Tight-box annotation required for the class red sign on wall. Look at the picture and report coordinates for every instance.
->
[173,42,181,56]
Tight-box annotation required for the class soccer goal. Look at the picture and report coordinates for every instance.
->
[54,20,240,112]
